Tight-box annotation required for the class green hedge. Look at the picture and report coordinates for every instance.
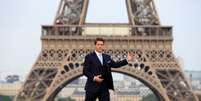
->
[56,97,75,101]
[198,94,201,101]
[0,95,12,101]
[141,94,159,101]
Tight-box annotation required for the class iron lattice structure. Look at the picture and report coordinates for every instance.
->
[14,0,199,101]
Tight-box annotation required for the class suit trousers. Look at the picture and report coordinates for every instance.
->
[84,89,110,101]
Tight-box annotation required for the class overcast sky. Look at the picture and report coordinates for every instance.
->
[0,0,201,78]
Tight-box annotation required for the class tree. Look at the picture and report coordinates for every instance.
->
[5,75,19,83]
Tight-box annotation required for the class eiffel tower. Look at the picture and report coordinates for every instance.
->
[14,0,199,101]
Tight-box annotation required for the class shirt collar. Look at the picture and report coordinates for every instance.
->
[95,50,102,56]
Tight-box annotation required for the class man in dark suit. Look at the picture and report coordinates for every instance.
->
[83,38,134,101]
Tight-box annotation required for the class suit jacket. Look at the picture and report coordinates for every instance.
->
[83,51,128,92]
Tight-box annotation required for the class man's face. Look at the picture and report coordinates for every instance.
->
[95,41,104,53]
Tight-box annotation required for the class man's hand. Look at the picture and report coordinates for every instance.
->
[127,52,135,62]
[93,75,104,84]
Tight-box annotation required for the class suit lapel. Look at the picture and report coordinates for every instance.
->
[102,54,107,66]
[93,52,103,66]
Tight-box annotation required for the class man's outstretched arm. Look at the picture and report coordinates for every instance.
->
[109,52,134,68]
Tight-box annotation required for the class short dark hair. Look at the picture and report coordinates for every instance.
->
[94,38,105,45]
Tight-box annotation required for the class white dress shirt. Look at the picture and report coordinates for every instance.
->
[95,50,103,65]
